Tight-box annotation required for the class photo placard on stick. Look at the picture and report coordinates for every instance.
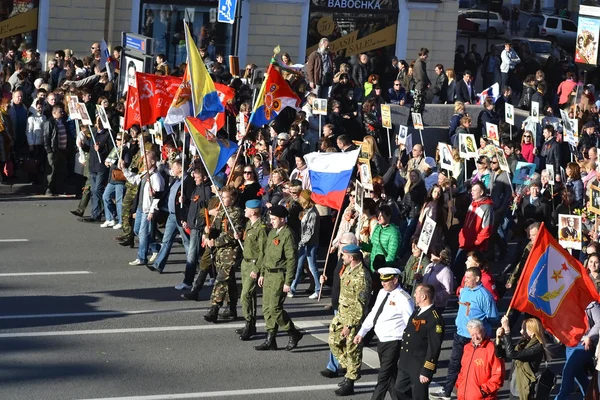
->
[512,161,536,185]
[546,164,555,185]
[417,217,437,253]
[77,103,93,126]
[505,103,514,126]
[313,98,328,116]
[495,147,510,172]
[558,214,582,250]
[355,180,364,218]
[486,122,499,144]
[412,113,424,130]
[381,104,392,129]
[66,95,81,119]
[397,125,408,145]
[359,162,373,190]
[459,133,478,159]
[590,185,600,214]
[438,142,453,171]
[96,105,111,130]
[531,101,539,121]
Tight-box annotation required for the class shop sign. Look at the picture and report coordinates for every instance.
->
[0,8,38,40]
[327,0,381,9]
[308,23,396,56]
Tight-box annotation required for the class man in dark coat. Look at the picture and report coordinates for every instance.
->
[455,70,477,104]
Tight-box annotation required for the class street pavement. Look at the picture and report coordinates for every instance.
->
[0,197,577,399]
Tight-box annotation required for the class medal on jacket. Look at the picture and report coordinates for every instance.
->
[413,319,426,331]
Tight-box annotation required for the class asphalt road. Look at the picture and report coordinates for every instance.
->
[0,197,578,399]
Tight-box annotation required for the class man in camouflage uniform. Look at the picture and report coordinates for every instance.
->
[255,205,303,351]
[204,186,244,322]
[234,199,268,341]
[328,243,372,396]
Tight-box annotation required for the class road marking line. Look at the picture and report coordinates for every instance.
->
[0,308,209,320]
[75,382,378,400]
[0,271,92,277]
[0,320,333,338]
[0,239,29,242]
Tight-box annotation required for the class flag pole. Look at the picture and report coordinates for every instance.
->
[187,129,244,250]
[317,207,343,302]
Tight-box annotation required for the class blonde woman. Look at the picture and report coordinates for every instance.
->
[449,101,465,141]
[361,135,389,176]
[333,63,350,84]
[496,316,550,400]
[289,190,321,299]
[446,69,456,104]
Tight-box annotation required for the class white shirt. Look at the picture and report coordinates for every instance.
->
[417,304,434,316]
[124,167,165,214]
[358,286,414,342]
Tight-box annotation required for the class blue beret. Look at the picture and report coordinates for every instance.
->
[342,244,361,254]
[246,199,262,209]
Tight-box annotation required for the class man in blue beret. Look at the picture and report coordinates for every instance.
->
[234,199,268,340]
[327,243,372,396]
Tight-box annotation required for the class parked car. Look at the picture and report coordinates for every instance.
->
[524,14,577,49]
[511,37,554,65]
[458,10,507,38]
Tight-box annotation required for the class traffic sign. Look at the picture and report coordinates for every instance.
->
[218,0,237,24]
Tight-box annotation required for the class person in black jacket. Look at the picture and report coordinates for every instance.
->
[531,82,545,111]
[518,75,536,111]
[478,97,500,140]
[540,125,561,180]
[454,70,476,104]
[44,106,73,196]
[495,315,548,400]
[178,166,213,291]
[432,64,448,104]
[411,48,431,114]
[494,86,512,124]
[398,169,427,259]
[78,128,112,222]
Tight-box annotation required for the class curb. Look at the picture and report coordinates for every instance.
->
[0,183,44,196]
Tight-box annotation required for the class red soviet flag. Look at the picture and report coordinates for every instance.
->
[214,82,235,131]
[123,77,141,130]
[509,223,600,346]
[125,73,182,129]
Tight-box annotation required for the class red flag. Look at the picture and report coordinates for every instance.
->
[124,72,182,129]
[123,80,141,130]
[509,223,600,346]
[214,83,235,131]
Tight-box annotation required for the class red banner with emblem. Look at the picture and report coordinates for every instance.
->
[124,73,182,130]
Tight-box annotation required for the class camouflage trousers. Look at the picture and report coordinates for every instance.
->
[121,182,138,238]
[329,315,363,380]
[261,269,293,333]
[210,246,241,307]
[411,89,425,115]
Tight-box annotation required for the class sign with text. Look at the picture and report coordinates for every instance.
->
[0,8,38,40]
[381,104,392,129]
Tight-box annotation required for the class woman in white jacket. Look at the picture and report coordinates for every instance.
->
[26,102,46,177]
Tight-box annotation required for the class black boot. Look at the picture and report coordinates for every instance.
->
[220,305,237,320]
[239,320,256,341]
[334,379,354,396]
[203,305,219,323]
[119,237,134,248]
[285,326,303,351]
[254,332,277,351]
[181,288,200,301]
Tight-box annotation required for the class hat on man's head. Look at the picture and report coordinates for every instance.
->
[246,199,262,209]
[342,244,361,254]
[584,121,596,129]
[269,205,289,218]
[378,267,402,282]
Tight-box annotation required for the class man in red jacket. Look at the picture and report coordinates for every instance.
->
[452,182,494,282]
[455,318,504,400]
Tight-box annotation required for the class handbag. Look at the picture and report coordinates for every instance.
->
[534,360,556,400]
[111,168,126,182]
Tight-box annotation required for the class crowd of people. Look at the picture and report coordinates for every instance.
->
[3,34,600,399]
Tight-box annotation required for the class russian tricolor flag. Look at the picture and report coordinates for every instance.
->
[304,149,360,211]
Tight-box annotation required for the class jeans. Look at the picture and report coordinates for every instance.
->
[398,218,417,259]
[89,170,107,219]
[184,228,203,285]
[291,245,320,294]
[443,333,471,395]
[152,213,189,271]
[325,310,341,372]
[103,182,125,223]
[137,212,152,263]
[556,343,592,399]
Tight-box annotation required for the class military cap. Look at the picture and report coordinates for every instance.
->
[378,267,402,282]
[269,205,288,218]
[342,244,361,254]
[245,199,262,209]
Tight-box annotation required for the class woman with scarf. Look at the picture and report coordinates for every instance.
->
[495,316,549,400]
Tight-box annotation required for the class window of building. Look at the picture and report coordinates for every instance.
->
[139,2,234,71]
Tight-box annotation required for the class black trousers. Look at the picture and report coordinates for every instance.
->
[394,367,429,400]
[371,340,401,400]
[443,333,471,395]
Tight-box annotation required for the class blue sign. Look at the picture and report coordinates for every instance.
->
[125,35,146,52]
[218,0,237,24]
